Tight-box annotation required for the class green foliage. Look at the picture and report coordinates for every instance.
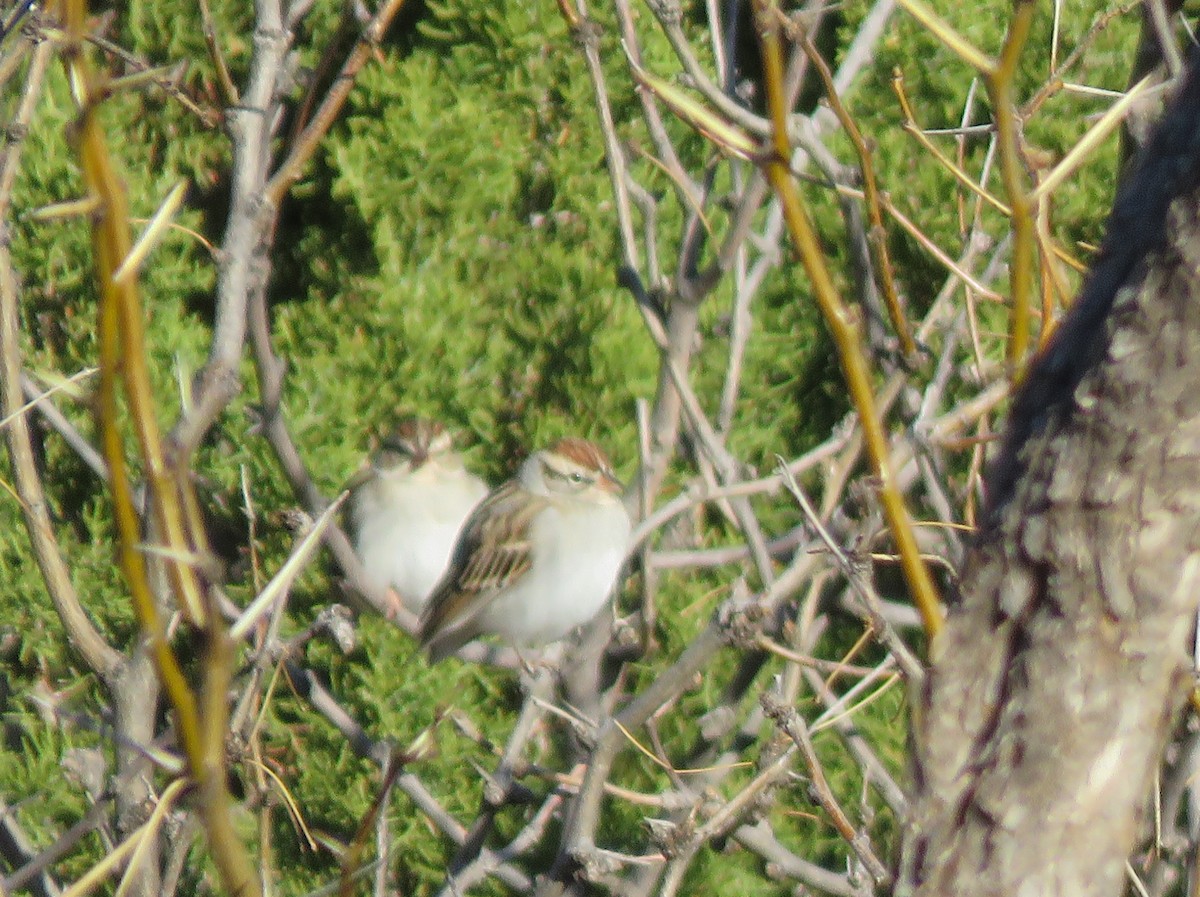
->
[846,0,1137,328]
[0,0,1146,892]
[318,0,660,480]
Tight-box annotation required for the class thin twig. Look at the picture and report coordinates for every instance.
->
[0,40,121,680]
[753,0,942,638]
[264,0,408,205]
[63,2,258,890]
[761,693,891,885]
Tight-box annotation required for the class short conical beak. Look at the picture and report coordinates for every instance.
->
[601,470,625,495]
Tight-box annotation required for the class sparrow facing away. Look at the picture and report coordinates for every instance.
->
[419,437,631,663]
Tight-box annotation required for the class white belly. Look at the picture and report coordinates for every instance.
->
[350,470,486,612]
[475,500,631,645]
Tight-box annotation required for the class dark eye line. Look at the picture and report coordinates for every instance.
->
[544,462,591,484]
[384,438,420,456]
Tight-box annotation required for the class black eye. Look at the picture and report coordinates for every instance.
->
[569,471,585,484]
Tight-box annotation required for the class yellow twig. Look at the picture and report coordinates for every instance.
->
[230,492,347,640]
[898,1,1040,373]
[1050,239,1087,274]
[895,0,995,74]
[113,779,189,897]
[62,2,260,893]
[892,71,1011,216]
[811,673,902,734]
[987,0,1037,372]
[67,1,205,757]
[1030,75,1152,202]
[127,215,218,258]
[27,195,102,220]
[793,22,916,361]
[62,782,185,897]
[623,50,759,162]
[112,180,187,284]
[247,756,319,851]
[0,366,97,429]
[752,0,942,640]
[880,197,1003,300]
[68,47,209,629]
[613,719,753,775]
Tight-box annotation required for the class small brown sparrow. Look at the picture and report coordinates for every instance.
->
[419,437,631,662]
[346,416,488,614]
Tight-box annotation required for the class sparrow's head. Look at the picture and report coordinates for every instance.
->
[526,437,624,500]
[375,416,453,474]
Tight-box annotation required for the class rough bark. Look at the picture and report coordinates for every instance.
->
[898,51,1200,897]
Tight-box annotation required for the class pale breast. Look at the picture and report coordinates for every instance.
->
[476,499,631,644]
[350,469,487,611]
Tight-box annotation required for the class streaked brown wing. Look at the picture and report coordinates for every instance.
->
[418,480,547,647]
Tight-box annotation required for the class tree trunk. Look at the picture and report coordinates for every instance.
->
[898,50,1200,897]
